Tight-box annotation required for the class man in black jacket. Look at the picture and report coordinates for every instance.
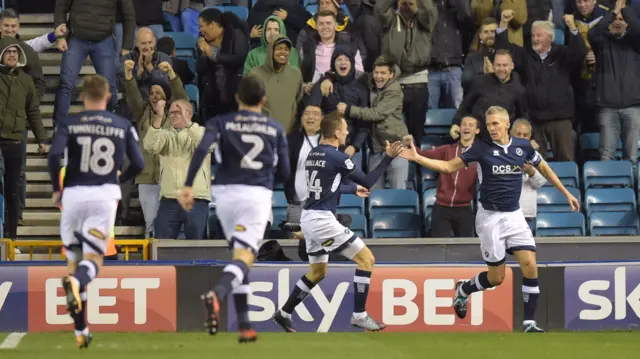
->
[462,17,497,93]
[53,0,136,123]
[452,49,527,140]
[589,0,640,168]
[496,13,587,162]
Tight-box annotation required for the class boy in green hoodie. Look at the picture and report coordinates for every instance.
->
[243,15,300,76]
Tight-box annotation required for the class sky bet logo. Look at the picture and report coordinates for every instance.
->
[492,165,522,175]
[565,266,640,330]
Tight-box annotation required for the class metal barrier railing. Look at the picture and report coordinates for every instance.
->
[0,239,151,261]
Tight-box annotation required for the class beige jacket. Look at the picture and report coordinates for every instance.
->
[143,123,211,201]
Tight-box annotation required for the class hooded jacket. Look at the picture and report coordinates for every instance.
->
[308,46,370,150]
[347,66,408,153]
[246,0,312,51]
[3,36,45,100]
[0,37,47,143]
[248,35,304,134]
[243,15,301,76]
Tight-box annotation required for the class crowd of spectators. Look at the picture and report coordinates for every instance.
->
[2,0,640,244]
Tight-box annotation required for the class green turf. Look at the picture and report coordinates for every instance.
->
[0,332,639,359]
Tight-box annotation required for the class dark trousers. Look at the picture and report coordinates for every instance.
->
[18,130,27,221]
[154,198,208,239]
[0,141,25,240]
[402,83,429,145]
[430,203,475,238]
[533,119,575,162]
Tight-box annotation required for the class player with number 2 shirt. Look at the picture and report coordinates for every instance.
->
[178,76,290,343]
[47,75,145,348]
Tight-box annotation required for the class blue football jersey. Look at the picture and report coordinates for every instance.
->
[185,110,290,190]
[48,110,144,192]
[460,137,542,212]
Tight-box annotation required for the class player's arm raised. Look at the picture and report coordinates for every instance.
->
[344,141,404,188]
[534,158,580,211]
[401,141,465,174]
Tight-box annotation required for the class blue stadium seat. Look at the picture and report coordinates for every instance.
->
[536,212,585,236]
[369,189,420,215]
[212,6,249,20]
[163,12,183,32]
[583,161,633,189]
[180,8,200,39]
[420,135,446,150]
[422,188,437,230]
[537,187,581,213]
[424,109,456,135]
[272,191,288,217]
[338,194,365,216]
[585,188,637,216]
[350,214,368,238]
[590,211,640,236]
[554,28,564,45]
[185,84,199,112]
[371,213,422,238]
[306,4,318,14]
[579,133,622,160]
[164,31,197,58]
[421,167,438,190]
[545,162,579,188]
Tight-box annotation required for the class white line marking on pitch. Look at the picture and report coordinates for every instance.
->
[0,332,27,349]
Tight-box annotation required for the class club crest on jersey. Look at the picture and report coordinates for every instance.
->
[88,228,106,240]
[492,164,522,175]
[344,159,354,170]
[516,148,523,156]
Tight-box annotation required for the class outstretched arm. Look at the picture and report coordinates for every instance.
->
[185,120,219,187]
[534,159,580,211]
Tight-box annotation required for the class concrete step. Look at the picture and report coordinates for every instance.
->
[42,92,82,104]
[39,52,92,67]
[23,210,61,221]
[27,157,47,167]
[43,65,95,76]
[21,14,54,25]
[25,197,141,209]
[26,183,53,193]
[18,225,144,237]
[38,104,83,119]
[27,129,54,140]
[45,77,82,90]
[18,27,52,42]
[27,144,51,155]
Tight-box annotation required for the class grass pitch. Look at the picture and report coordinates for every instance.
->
[0,332,638,359]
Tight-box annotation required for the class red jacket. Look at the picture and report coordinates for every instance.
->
[418,143,478,207]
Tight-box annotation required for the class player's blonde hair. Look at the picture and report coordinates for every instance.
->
[485,106,509,121]
[81,74,110,101]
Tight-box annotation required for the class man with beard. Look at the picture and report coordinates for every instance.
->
[462,17,497,93]
[249,35,303,134]
[451,49,527,140]
[124,59,187,238]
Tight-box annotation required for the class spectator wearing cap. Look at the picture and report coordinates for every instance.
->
[124,59,188,238]
[243,15,301,76]
[376,0,438,145]
[156,36,195,85]
[249,35,304,134]
[310,45,369,157]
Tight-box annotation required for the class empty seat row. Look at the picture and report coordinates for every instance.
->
[536,211,640,236]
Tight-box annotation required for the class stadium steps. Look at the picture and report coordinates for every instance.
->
[13,14,145,247]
